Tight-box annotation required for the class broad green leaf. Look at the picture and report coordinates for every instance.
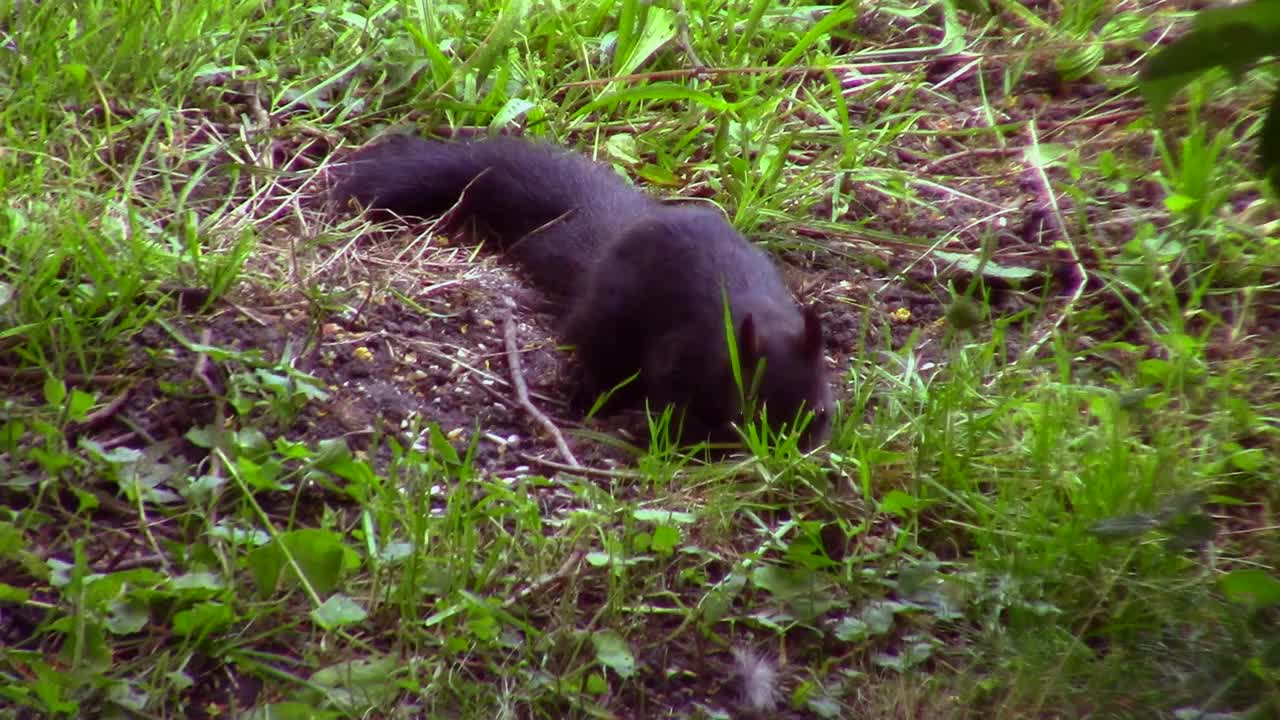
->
[614,6,677,77]
[248,529,351,597]
[310,656,400,689]
[170,571,225,592]
[0,582,30,602]
[43,377,65,407]
[632,509,696,524]
[1220,569,1280,609]
[0,419,23,449]
[78,438,141,464]
[312,594,368,629]
[64,63,88,86]
[834,602,902,643]
[1164,194,1196,213]
[750,564,803,595]
[651,525,680,555]
[833,615,872,642]
[585,672,608,694]
[165,670,194,691]
[67,389,95,422]
[236,455,289,492]
[1229,447,1267,472]
[26,659,81,714]
[107,682,149,712]
[872,640,935,672]
[490,98,536,129]
[172,601,233,638]
[862,600,900,635]
[592,629,636,679]
[807,694,844,719]
[878,489,921,516]
[635,162,681,186]
[306,656,400,710]
[749,565,842,622]
[698,571,747,624]
[106,598,150,634]
[185,425,216,448]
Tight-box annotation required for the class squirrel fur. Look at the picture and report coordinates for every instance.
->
[333,134,832,447]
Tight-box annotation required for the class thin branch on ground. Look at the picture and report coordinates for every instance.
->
[68,386,134,433]
[517,452,642,480]
[502,297,580,468]
[0,366,132,384]
[1014,121,1089,366]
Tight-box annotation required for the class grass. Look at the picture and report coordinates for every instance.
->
[2,0,1279,718]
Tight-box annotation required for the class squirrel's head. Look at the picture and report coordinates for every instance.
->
[738,305,833,449]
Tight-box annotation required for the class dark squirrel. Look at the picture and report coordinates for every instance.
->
[333,135,833,447]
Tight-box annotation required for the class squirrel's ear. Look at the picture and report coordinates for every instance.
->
[802,306,823,356]
[738,313,761,358]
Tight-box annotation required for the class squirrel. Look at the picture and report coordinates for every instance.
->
[332,134,833,448]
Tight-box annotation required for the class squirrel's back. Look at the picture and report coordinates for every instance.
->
[333,135,654,298]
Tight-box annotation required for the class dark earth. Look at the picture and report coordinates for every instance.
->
[4,4,1279,718]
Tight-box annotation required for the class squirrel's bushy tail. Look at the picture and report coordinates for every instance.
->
[332,135,654,298]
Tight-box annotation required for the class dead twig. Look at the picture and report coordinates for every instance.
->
[67,386,134,434]
[922,146,1024,175]
[1040,108,1146,138]
[516,451,642,480]
[1012,122,1088,366]
[673,1,705,70]
[502,546,586,610]
[0,366,132,385]
[502,297,580,468]
[193,328,227,485]
[397,335,564,410]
